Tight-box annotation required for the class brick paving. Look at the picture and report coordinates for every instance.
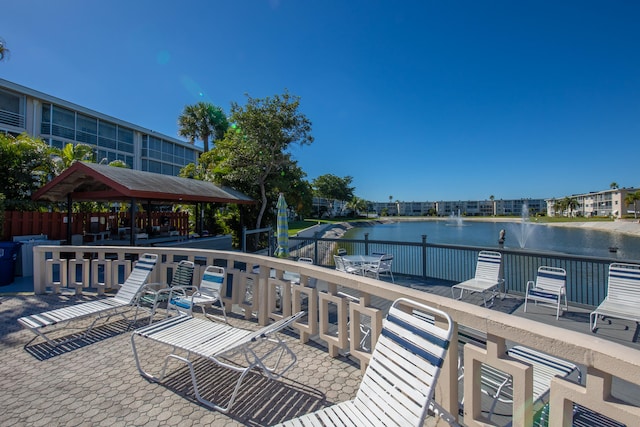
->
[0,294,365,427]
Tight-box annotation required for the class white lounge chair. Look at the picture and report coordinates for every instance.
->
[524,266,568,319]
[18,253,158,346]
[167,265,227,322]
[274,298,459,427]
[451,250,503,307]
[590,262,640,332]
[131,311,305,413]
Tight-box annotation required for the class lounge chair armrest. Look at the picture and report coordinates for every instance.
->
[525,280,534,292]
[140,282,168,293]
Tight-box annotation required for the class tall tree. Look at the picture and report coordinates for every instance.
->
[212,91,313,230]
[610,182,619,190]
[562,196,579,217]
[178,102,228,153]
[0,133,53,208]
[346,196,367,218]
[625,191,640,219]
[312,174,355,201]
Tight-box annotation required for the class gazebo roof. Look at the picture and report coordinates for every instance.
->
[33,161,255,205]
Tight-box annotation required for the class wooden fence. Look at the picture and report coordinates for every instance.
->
[1,211,189,242]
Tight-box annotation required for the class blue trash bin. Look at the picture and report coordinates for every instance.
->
[0,241,22,286]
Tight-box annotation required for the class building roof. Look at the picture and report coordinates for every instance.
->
[33,161,255,205]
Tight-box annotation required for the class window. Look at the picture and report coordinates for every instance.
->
[51,106,75,139]
[0,89,25,128]
[117,127,134,153]
[76,113,97,144]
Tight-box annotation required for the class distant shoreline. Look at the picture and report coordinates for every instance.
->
[377,216,640,237]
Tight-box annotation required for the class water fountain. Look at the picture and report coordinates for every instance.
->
[509,203,537,248]
[447,209,465,227]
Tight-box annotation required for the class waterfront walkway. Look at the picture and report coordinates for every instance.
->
[1,274,638,426]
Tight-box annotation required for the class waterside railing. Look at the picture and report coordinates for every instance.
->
[289,234,631,308]
[32,245,640,426]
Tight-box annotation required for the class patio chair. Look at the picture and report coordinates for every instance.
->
[451,250,503,307]
[167,265,227,322]
[334,255,363,275]
[135,259,194,324]
[274,298,459,427]
[18,253,158,346]
[524,266,568,319]
[131,310,305,413]
[590,262,640,332]
[364,253,395,283]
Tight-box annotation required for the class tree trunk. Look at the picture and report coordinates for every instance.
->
[255,179,268,230]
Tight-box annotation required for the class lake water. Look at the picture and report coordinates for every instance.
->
[343,220,640,260]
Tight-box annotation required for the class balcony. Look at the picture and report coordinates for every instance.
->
[2,245,639,426]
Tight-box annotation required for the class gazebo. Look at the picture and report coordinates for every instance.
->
[32,162,255,246]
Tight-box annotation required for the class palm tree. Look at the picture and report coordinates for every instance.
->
[346,196,367,218]
[563,197,579,217]
[50,143,94,175]
[610,182,619,190]
[0,38,9,61]
[625,191,640,219]
[178,102,228,153]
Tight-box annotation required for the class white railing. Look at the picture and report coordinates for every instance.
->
[33,245,640,426]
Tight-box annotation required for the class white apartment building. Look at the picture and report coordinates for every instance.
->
[0,78,201,176]
[546,188,639,219]
[370,198,546,217]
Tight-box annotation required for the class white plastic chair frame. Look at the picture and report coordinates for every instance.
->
[524,266,568,319]
[18,253,158,347]
[131,311,305,413]
[275,298,459,427]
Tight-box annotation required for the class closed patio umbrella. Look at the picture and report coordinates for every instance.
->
[275,193,289,258]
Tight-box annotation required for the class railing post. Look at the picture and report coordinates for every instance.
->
[421,234,428,280]
[364,233,369,255]
[313,232,320,264]
[241,226,247,253]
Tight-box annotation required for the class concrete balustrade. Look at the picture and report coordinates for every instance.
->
[32,245,640,426]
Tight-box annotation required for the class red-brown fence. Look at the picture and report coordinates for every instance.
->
[1,211,189,242]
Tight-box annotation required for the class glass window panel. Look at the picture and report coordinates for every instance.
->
[42,104,51,123]
[148,160,161,173]
[118,141,133,153]
[51,139,65,149]
[117,126,133,143]
[162,140,173,153]
[98,121,116,138]
[76,131,97,145]
[162,163,174,175]
[0,90,22,113]
[98,136,117,150]
[77,113,97,134]
[125,155,133,168]
[51,124,75,139]
[52,106,75,128]
[149,136,161,151]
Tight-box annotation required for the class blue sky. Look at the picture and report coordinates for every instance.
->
[2,1,639,202]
